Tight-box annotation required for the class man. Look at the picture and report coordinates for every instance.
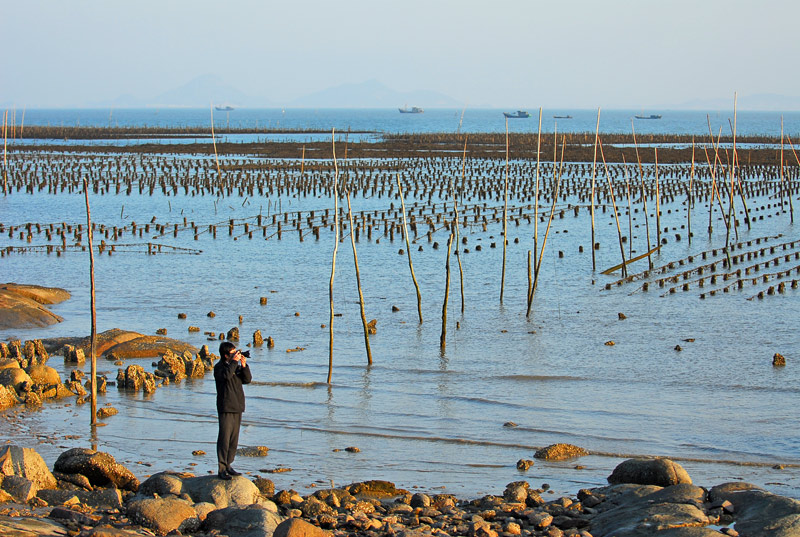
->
[214,341,252,480]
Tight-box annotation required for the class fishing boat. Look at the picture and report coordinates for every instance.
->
[553,115,573,119]
[634,113,661,119]
[215,105,235,112]
[399,106,424,114]
[503,110,530,118]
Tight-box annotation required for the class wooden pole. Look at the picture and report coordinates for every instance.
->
[210,103,222,190]
[83,178,97,426]
[3,110,7,196]
[599,139,627,277]
[590,108,600,271]
[631,120,653,269]
[345,185,371,365]
[454,136,468,313]
[533,108,542,278]
[622,154,633,257]
[500,118,509,303]
[687,139,695,243]
[327,129,340,385]
[724,94,738,267]
[440,232,454,350]
[397,177,423,323]
[654,147,662,247]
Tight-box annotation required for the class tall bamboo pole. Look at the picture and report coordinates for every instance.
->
[500,118,509,303]
[210,104,222,189]
[440,232,454,350]
[688,139,695,243]
[528,135,566,317]
[599,139,627,277]
[345,182,371,365]
[533,108,543,278]
[327,129,340,385]
[453,136,468,313]
[622,154,633,257]
[590,108,600,271]
[3,110,7,196]
[83,178,97,426]
[784,134,798,222]
[631,121,653,269]
[724,94,738,267]
[397,177,422,323]
[654,147,662,247]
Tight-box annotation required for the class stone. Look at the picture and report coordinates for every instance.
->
[773,352,786,366]
[534,444,589,461]
[1,474,38,502]
[180,474,267,508]
[96,407,118,419]
[0,446,58,489]
[0,367,32,392]
[345,480,408,498]
[516,459,534,471]
[253,477,275,497]
[53,447,139,491]
[202,504,284,537]
[63,344,86,363]
[608,458,692,487]
[227,327,240,341]
[26,364,60,386]
[155,351,187,382]
[0,515,73,536]
[0,385,19,409]
[104,335,198,359]
[254,330,264,346]
[127,495,199,535]
[0,283,69,329]
[410,492,432,508]
[238,445,270,457]
[708,483,800,537]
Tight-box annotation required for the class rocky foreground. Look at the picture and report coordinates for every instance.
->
[0,445,798,537]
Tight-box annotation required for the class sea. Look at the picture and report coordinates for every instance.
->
[1,108,799,500]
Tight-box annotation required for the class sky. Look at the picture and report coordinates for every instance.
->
[2,0,799,109]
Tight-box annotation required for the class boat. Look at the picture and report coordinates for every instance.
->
[503,110,530,118]
[634,113,661,119]
[553,115,573,119]
[215,105,235,112]
[399,106,424,114]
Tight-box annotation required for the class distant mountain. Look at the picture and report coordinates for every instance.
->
[289,79,462,108]
[147,74,275,108]
[676,93,800,111]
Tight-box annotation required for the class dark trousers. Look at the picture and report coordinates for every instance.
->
[217,412,242,473]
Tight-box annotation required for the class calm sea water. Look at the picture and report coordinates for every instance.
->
[1,108,799,500]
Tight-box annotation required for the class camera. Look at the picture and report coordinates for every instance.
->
[241,350,250,358]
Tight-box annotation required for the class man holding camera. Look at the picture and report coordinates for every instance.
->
[214,341,252,480]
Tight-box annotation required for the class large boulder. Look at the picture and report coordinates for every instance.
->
[127,496,200,535]
[709,482,800,537]
[608,458,692,487]
[53,448,139,491]
[0,384,19,409]
[181,474,266,508]
[202,504,283,537]
[0,366,32,392]
[27,364,61,386]
[0,283,69,329]
[103,335,198,359]
[0,445,58,489]
[589,484,710,537]
[1,474,38,502]
[44,328,143,356]
[273,517,332,537]
[116,365,156,392]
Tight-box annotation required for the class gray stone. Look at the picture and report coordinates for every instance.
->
[127,496,199,535]
[607,458,692,487]
[53,447,139,491]
[1,475,38,502]
[273,517,331,537]
[202,504,283,537]
[0,446,58,490]
[708,484,800,537]
[0,514,71,536]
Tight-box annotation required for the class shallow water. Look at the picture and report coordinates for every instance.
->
[1,110,799,500]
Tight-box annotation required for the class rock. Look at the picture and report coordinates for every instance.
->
[0,283,69,329]
[96,407,118,419]
[26,364,60,386]
[238,445,270,457]
[528,511,554,529]
[180,474,267,508]
[709,483,800,537]
[46,328,144,357]
[253,330,264,346]
[410,492,431,508]
[504,481,529,503]
[773,352,786,366]
[136,471,186,497]
[227,327,240,341]
[534,444,589,461]
[273,517,331,537]
[203,504,283,537]
[117,365,156,393]
[608,458,692,487]
[516,459,534,471]
[102,335,198,359]
[53,447,139,491]
[155,351,188,382]
[346,480,408,498]
[618,312,627,320]
[63,344,86,363]
[127,496,200,535]
[367,319,377,334]
[0,384,20,409]
[1,474,38,502]
[0,367,32,392]
[0,445,58,489]
[253,477,275,497]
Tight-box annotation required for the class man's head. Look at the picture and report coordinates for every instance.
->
[219,341,236,360]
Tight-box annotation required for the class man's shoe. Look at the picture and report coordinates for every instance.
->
[218,470,232,480]
[227,468,242,476]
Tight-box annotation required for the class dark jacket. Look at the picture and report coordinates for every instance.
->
[214,358,252,413]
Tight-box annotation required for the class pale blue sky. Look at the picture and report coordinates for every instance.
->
[2,0,798,108]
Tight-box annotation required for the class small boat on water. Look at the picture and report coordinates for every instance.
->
[399,106,424,114]
[553,115,572,119]
[215,105,235,112]
[503,110,530,118]
[634,113,661,119]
